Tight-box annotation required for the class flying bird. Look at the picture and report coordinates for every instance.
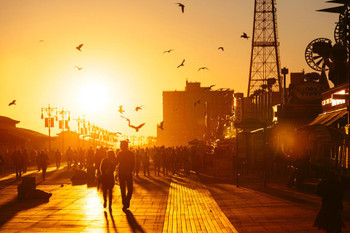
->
[163,49,174,54]
[120,115,130,121]
[8,100,16,106]
[177,59,185,68]
[158,121,164,130]
[194,100,201,106]
[76,44,84,51]
[198,67,209,71]
[175,3,185,13]
[126,118,145,132]
[135,106,143,112]
[118,105,125,114]
[204,85,215,90]
[75,66,83,71]
[218,47,224,51]
[39,40,44,43]
[241,33,249,39]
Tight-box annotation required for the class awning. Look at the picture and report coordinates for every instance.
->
[308,109,347,126]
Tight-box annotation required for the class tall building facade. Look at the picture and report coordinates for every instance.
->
[157,81,233,147]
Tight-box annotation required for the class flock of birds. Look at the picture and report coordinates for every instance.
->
[162,3,250,73]
[6,3,251,136]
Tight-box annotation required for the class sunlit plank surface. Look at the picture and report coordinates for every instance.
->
[163,174,238,233]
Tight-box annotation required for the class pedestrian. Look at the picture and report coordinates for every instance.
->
[99,150,117,210]
[153,148,161,176]
[39,150,49,180]
[55,149,61,169]
[66,147,73,168]
[116,141,135,211]
[134,149,141,177]
[142,151,150,176]
[314,171,345,233]
[86,146,95,167]
[13,150,23,180]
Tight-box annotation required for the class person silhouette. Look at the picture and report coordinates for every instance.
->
[100,150,117,210]
[314,170,345,233]
[116,141,135,211]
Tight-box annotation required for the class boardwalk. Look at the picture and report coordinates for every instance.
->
[163,174,238,233]
[0,168,349,232]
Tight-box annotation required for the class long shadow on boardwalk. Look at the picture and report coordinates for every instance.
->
[125,210,145,233]
[0,197,48,227]
[134,176,170,192]
[104,210,118,233]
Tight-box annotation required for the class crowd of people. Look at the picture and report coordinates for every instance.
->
[0,149,50,180]
[0,144,223,182]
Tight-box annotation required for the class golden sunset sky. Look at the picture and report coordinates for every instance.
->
[0,0,339,137]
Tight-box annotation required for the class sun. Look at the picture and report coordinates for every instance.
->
[77,81,110,113]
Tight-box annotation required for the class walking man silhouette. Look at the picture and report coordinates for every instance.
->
[116,141,135,212]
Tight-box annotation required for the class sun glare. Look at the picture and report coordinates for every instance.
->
[77,81,109,113]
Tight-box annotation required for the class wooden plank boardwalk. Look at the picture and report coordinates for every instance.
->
[162,174,238,233]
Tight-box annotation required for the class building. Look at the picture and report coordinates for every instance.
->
[0,116,48,152]
[157,81,234,146]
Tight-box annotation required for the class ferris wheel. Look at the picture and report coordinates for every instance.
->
[305,38,332,71]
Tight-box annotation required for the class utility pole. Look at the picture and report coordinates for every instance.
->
[41,105,57,156]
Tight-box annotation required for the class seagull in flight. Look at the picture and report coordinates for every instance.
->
[75,66,83,71]
[204,85,215,90]
[126,118,145,132]
[175,3,185,13]
[8,100,16,106]
[76,44,84,51]
[135,105,143,112]
[218,47,224,51]
[163,49,174,54]
[120,115,129,121]
[118,105,125,114]
[198,67,209,71]
[177,59,185,68]
[158,121,164,130]
[241,33,249,39]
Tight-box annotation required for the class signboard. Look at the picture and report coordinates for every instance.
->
[322,87,348,112]
[294,82,322,102]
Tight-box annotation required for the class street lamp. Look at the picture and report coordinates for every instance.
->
[58,108,70,154]
[267,78,277,122]
[41,105,57,155]
[281,67,289,106]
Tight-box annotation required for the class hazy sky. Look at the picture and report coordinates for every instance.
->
[0,0,340,137]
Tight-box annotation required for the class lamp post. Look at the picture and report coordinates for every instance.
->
[281,67,289,107]
[58,108,70,154]
[41,105,57,156]
[267,77,277,122]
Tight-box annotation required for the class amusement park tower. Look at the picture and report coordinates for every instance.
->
[247,0,282,97]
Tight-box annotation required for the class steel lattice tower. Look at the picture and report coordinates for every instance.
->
[247,0,282,96]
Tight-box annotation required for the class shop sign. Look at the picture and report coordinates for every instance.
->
[294,82,322,101]
[322,89,346,107]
